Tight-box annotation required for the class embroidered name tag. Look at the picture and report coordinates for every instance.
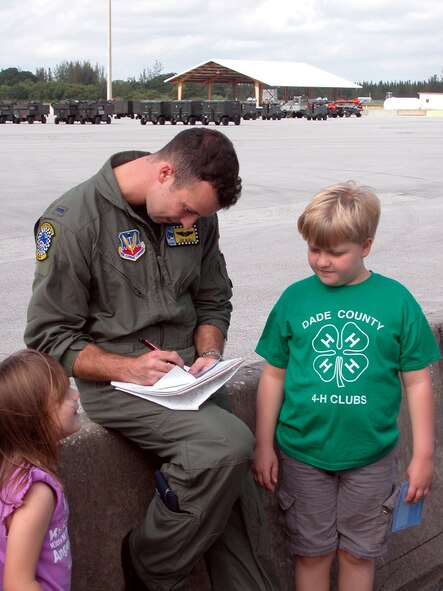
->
[36,222,55,261]
[165,225,199,247]
[118,229,146,261]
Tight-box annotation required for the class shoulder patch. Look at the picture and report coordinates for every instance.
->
[36,222,55,261]
[53,206,68,217]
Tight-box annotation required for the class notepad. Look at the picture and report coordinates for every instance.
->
[112,358,243,411]
[391,481,425,532]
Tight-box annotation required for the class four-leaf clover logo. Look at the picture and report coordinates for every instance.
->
[312,322,369,388]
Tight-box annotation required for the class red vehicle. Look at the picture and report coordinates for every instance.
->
[329,98,363,118]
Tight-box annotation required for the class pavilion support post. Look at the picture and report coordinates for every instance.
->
[254,80,261,105]
[232,81,238,100]
[177,83,183,100]
[207,82,212,100]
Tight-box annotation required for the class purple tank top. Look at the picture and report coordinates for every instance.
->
[0,466,71,590]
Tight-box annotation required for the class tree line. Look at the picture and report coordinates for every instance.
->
[1,61,442,103]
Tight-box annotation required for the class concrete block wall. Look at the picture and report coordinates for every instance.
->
[59,325,442,591]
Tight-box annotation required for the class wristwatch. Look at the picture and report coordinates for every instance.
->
[201,350,224,362]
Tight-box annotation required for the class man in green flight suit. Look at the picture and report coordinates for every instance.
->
[25,128,280,591]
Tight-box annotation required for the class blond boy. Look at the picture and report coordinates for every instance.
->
[253,181,440,591]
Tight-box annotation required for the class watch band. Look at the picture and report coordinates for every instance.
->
[201,350,224,361]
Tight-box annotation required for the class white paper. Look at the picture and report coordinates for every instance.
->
[112,358,243,410]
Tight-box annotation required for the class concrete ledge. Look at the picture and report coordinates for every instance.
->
[60,324,442,591]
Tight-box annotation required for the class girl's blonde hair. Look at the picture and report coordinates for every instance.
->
[0,349,69,509]
[298,180,381,248]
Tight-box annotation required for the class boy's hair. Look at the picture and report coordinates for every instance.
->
[154,128,242,209]
[297,180,381,247]
[0,350,69,505]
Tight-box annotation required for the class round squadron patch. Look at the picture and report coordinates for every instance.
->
[36,222,55,261]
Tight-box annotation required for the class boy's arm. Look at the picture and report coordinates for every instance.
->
[401,366,435,503]
[253,362,286,493]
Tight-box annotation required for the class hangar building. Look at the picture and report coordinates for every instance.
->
[165,59,361,103]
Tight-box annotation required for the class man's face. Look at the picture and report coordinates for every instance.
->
[147,179,220,227]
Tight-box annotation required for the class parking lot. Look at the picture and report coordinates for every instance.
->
[0,112,442,362]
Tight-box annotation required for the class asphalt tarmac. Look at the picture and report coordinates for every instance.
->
[1,111,442,363]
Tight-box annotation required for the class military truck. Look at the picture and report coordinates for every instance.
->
[280,96,306,118]
[112,100,141,119]
[261,103,283,120]
[304,98,328,120]
[12,101,49,124]
[241,102,259,120]
[52,100,112,124]
[202,100,241,125]
[333,98,363,118]
[0,102,14,123]
[52,100,82,124]
[171,100,205,125]
[138,101,173,125]
[77,100,113,124]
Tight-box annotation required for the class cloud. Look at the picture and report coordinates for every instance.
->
[0,0,442,82]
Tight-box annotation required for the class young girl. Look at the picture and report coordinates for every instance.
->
[0,349,81,591]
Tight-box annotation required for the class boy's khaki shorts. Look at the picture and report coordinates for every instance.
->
[276,447,400,560]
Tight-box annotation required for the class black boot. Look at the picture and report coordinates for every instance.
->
[121,531,151,591]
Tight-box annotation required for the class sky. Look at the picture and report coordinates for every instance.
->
[1,0,442,84]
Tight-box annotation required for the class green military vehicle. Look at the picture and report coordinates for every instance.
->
[170,100,205,125]
[261,103,283,120]
[52,100,112,124]
[137,101,173,125]
[304,98,328,120]
[241,102,259,120]
[202,100,241,125]
[77,100,113,124]
[112,100,141,119]
[10,102,49,124]
[0,102,14,123]
[52,100,82,124]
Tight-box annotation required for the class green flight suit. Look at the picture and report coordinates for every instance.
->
[25,152,280,591]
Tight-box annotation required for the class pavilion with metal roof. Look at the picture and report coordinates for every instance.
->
[165,59,361,103]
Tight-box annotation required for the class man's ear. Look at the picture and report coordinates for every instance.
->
[158,162,174,184]
[362,237,373,257]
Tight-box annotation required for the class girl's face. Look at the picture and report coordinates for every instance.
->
[53,387,81,439]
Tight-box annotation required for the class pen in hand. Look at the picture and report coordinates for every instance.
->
[138,337,179,367]
[138,337,160,352]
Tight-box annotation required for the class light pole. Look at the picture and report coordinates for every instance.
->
[107,0,112,100]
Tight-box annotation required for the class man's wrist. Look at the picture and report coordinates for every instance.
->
[201,350,224,362]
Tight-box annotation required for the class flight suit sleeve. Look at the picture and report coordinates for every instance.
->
[193,215,233,337]
[24,218,95,376]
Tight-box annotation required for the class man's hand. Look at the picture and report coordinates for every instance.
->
[187,355,219,377]
[128,350,185,385]
[72,343,184,386]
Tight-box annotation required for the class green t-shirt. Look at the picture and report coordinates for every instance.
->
[256,273,440,471]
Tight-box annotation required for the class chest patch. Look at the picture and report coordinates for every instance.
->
[36,222,55,261]
[118,229,146,261]
[165,225,199,247]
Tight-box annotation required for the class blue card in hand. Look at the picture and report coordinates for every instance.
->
[392,482,425,532]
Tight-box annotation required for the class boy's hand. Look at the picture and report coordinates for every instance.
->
[253,446,279,493]
[406,455,433,503]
